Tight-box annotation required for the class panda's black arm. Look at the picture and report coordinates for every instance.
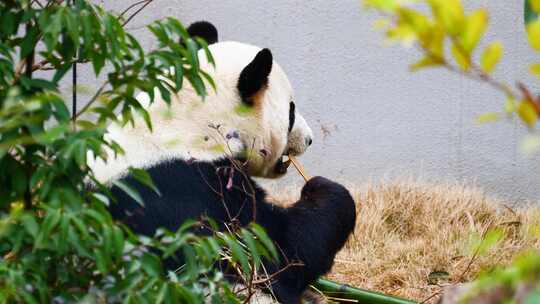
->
[267,177,357,301]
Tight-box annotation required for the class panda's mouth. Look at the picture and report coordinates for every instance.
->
[273,155,292,175]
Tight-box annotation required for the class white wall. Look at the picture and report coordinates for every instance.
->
[83,1,540,202]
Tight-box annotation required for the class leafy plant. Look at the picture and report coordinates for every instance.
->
[0,1,275,302]
[365,0,540,152]
[364,0,540,302]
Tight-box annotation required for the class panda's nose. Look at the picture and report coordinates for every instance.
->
[306,137,313,146]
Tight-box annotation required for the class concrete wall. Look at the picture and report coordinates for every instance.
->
[83,1,540,202]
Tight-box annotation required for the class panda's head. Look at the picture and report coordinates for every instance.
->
[154,22,313,178]
[114,21,313,180]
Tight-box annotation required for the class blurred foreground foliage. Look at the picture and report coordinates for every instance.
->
[0,1,275,303]
[364,0,540,302]
[365,0,540,152]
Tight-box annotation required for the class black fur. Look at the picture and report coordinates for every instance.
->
[187,21,218,44]
[108,158,356,303]
[288,102,296,133]
[237,48,273,105]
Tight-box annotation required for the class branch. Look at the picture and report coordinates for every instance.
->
[119,0,150,19]
[74,81,107,119]
[121,0,154,27]
[448,35,517,99]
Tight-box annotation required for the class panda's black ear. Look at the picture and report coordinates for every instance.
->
[238,48,273,105]
[186,21,218,44]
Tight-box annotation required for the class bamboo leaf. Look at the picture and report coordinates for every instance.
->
[112,180,145,207]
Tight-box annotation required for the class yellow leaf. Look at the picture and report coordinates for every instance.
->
[521,134,540,154]
[363,0,400,11]
[531,0,540,13]
[451,44,470,71]
[424,27,446,58]
[518,101,538,127]
[480,42,503,74]
[475,112,500,124]
[461,9,488,52]
[372,18,390,30]
[529,63,540,75]
[387,24,417,46]
[527,20,540,51]
[428,0,465,35]
[410,56,443,71]
[504,97,517,114]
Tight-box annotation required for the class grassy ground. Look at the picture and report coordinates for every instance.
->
[270,180,540,303]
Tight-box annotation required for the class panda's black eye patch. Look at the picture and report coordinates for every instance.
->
[288,101,296,133]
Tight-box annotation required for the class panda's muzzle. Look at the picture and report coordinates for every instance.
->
[273,155,292,175]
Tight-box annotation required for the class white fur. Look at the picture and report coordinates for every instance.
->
[89,41,313,183]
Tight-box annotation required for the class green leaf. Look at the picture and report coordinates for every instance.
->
[91,52,105,75]
[128,167,161,196]
[20,213,39,238]
[224,234,251,276]
[112,180,145,207]
[22,78,57,91]
[20,26,39,58]
[52,63,72,83]
[195,37,215,67]
[64,10,80,48]
[94,248,109,274]
[112,225,125,259]
[141,253,162,277]
[173,61,184,92]
[480,42,503,74]
[185,38,200,70]
[251,224,278,261]
[240,229,261,270]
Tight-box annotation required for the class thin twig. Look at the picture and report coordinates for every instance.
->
[31,0,44,8]
[119,0,149,19]
[74,82,107,119]
[419,291,442,304]
[121,0,154,27]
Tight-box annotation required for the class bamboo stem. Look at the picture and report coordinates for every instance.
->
[288,154,310,182]
[314,279,417,304]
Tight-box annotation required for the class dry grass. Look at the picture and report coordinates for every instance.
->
[269,180,540,303]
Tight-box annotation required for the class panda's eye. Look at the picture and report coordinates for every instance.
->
[288,101,296,133]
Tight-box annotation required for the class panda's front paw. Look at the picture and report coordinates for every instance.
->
[300,176,349,200]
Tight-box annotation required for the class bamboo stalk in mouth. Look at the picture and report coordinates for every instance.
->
[288,154,310,182]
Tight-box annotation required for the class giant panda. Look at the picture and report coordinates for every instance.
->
[88,21,356,303]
